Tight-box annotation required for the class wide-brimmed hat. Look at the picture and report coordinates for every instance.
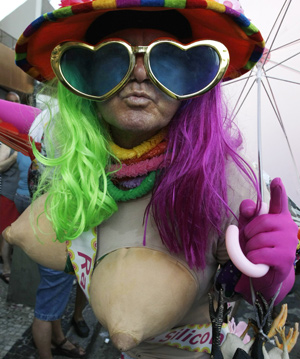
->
[15,0,264,83]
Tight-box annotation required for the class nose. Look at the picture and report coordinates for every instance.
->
[131,54,148,83]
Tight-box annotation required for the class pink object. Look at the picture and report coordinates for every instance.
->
[259,47,271,65]
[0,99,41,134]
[226,225,269,278]
[109,154,165,178]
[217,0,244,13]
[228,318,251,344]
[59,0,90,6]
[233,178,298,304]
[0,99,42,158]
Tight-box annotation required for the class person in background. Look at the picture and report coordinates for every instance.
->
[0,143,19,284]
[5,91,21,103]
[0,91,21,283]
[72,283,90,338]
[14,152,32,213]
[32,266,86,359]
[27,131,87,359]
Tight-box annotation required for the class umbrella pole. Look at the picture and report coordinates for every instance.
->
[256,62,264,199]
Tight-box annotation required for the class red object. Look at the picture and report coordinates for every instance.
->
[0,196,20,233]
[0,100,42,159]
[0,120,41,160]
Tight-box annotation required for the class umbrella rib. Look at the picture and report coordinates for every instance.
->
[270,38,300,52]
[261,78,300,178]
[231,80,256,122]
[226,68,256,119]
[265,0,290,44]
[221,74,255,86]
[265,51,300,73]
[262,0,293,68]
[267,60,300,75]
[263,73,290,135]
[261,77,280,122]
[264,76,300,86]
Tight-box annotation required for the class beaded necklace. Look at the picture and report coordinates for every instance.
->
[109,127,167,160]
[107,171,156,202]
[107,129,167,202]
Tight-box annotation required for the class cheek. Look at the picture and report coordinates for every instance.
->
[159,97,181,122]
[96,100,120,124]
[158,95,180,126]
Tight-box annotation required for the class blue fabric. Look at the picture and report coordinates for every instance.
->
[16,152,31,196]
[34,265,74,321]
[14,192,31,214]
[1,148,19,200]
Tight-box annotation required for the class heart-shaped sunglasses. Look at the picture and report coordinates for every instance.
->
[51,39,230,101]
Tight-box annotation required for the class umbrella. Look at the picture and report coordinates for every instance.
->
[222,0,300,207]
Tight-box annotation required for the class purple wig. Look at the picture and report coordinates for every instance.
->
[147,85,261,269]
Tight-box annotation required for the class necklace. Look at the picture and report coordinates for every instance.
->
[107,129,167,201]
[109,128,167,160]
[107,171,156,202]
[109,154,165,178]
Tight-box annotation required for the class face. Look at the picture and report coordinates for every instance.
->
[6,92,20,103]
[96,29,181,148]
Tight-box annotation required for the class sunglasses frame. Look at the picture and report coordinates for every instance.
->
[51,38,230,101]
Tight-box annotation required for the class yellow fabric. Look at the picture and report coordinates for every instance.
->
[109,127,167,160]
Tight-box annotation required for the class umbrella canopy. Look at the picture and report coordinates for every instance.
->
[223,0,300,207]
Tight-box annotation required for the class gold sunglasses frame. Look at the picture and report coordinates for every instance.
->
[51,39,230,101]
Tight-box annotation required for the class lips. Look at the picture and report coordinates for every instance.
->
[120,88,156,106]
[122,90,153,101]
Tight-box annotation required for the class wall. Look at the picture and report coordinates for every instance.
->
[0,0,53,40]
[0,43,34,94]
[0,0,53,96]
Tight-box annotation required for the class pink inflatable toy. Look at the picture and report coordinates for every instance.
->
[0,99,41,133]
[0,99,41,158]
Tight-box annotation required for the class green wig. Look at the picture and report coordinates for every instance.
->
[32,82,118,242]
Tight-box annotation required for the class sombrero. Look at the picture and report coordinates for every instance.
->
[15,0,265,82]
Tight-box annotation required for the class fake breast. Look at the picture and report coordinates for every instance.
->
[90,196,198,352]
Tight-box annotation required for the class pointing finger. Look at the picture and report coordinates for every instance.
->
[269,178,289,215]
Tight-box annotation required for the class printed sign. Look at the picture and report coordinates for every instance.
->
[66,228,97,300]
[146,323,229,353]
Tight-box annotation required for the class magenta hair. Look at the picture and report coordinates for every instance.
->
[146,85,261,269]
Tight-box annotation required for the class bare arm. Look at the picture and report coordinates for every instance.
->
[0,149,17,172]
[0,143,11,161]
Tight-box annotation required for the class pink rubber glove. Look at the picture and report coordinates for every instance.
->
[235,178,298,304]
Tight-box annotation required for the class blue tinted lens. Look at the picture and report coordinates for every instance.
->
[149,43,220,96]
[60,43,130,96]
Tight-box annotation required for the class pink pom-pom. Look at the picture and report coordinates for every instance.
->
[216,0,244,13]
[109,155,165,178]
[259,48,271,65]
[59,0,90,7]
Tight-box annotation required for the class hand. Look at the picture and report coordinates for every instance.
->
[234,178,298,304]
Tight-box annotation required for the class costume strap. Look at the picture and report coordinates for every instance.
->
[65,228,97,301]
[146,323,229,353]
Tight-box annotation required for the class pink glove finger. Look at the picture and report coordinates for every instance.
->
[269,177,289,214]
[247,246,295,268]
[239,199,257,218]
[226,225,269,278]
[244,214,283,239]
[238,199,257,252]
[244,232,280,253]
